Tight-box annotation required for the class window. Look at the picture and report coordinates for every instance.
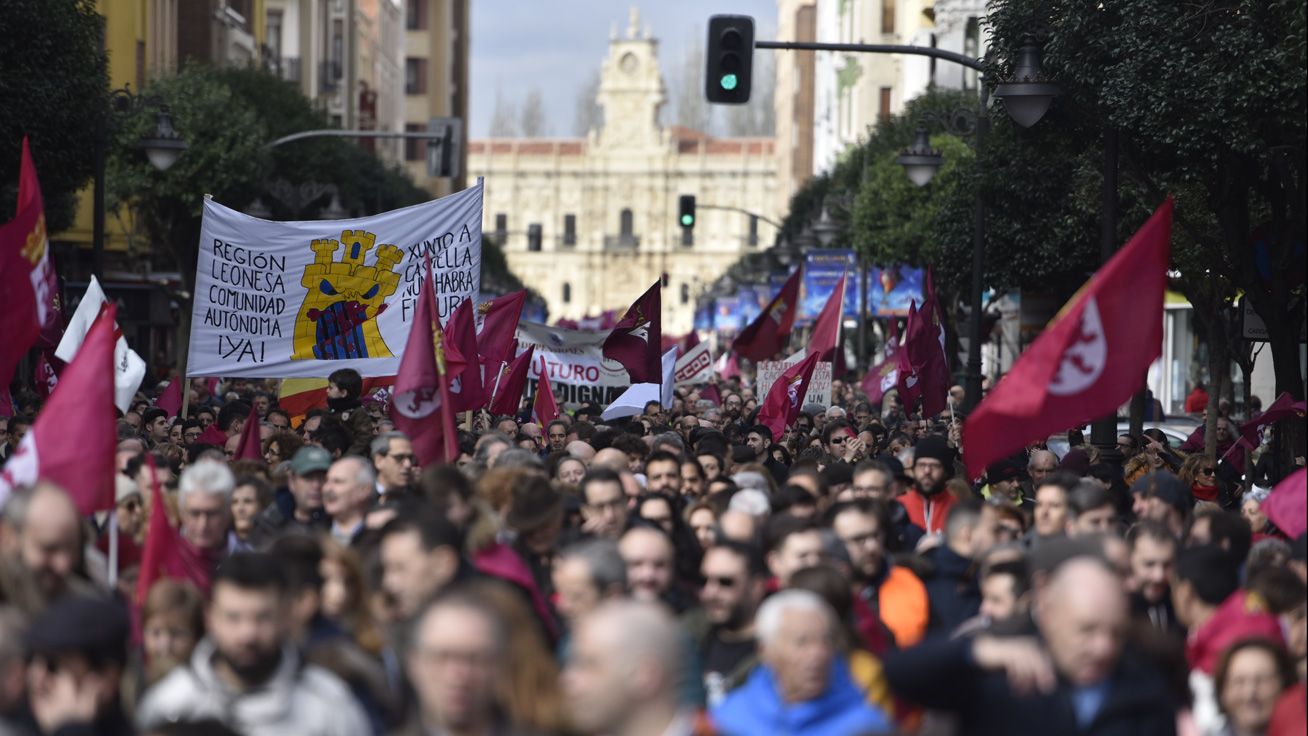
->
[879,87,893,123]
[267,10,283,58]
[527,224,542,251]
[495,214,507,242]
[562,283,572,304]
[563,214,576,246]
[406,0,427,30]
[963,18,980,90]
[680,283,690,304]
[619,209,634,237]
[881,0,895,35]
[405,58,426,95]
[404,123,426,161]
[748,215,759,246]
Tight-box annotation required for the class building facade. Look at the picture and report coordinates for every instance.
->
[402,0,470,197]
[774,0,817,216]
[467,10,778,336]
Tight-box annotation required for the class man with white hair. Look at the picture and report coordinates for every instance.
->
[322,457,376,545]
[711,590,889,734]
[178,460,235,558]
[564,600,693,736]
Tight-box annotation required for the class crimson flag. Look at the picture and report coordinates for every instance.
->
[1263,468,1306,538]
[1234,392,1307,451]
[477,290,526,367]
[155,378,182,418]
[963,198,1174,478]
[603,282,662,383]
[0,306,118,514]
[0,137,59,393]
[700,383,722,407]
[196,424,228,446]
[807,272,846,362]
[756,351,822,442]
[896,271,950,417]
[735,268,802,361]
[682,330,701,352]
[862,319,901,405]
[391,258,459,465]
[490,345,535,416]
[532,365,560,427]
[232,406,263,461]
[444,297,485,412]
[716,352,741,381]
[135,455,213,605]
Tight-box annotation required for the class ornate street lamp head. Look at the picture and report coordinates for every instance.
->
[994,40,1061,128]
[896,125,943,187]
[140,105,187,171]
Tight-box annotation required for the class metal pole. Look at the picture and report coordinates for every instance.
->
[755,40,984,72]
[857,258,869,370]
[1090,128,1120,458]
[963,86,989,414]
[92,131,106,280]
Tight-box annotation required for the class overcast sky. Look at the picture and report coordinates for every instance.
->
[468,1,777,138]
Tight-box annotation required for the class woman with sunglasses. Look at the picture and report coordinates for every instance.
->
[1180,454,1221,504]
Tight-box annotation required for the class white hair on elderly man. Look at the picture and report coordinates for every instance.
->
[178,459,236,507]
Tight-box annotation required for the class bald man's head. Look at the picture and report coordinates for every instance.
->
[1036,556,1127,686]
[1,482,82,599]
[564,600,685,734]
[592,447,629,471]
[567,441,596,463]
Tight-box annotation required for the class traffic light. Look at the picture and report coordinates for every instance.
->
[678,195,696,229]
[706,15,754,104]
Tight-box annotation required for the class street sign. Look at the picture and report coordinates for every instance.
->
[1242,298,1307,343]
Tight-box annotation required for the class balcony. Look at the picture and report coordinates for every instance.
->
[271,56,301,83]
[603,234,640,250]
[319,60,342,93]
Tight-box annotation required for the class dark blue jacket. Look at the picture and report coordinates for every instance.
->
[710,658,889,736]
[884,636,1177,736]
[920,544,980,635]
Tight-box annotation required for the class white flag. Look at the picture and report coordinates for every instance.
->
[602,347,677,422]
[54,276,147,414]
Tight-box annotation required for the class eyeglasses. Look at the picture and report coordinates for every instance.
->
[700,575,738,589]
[830,437,846,445]
[1199,467,1216,476]
[389,453,416,464]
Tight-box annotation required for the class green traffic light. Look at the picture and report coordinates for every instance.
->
[681,214,694,227]
[720,74,738,91]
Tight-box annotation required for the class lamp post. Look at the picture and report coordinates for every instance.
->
[93,88,188,280]
[894,44,1057,414]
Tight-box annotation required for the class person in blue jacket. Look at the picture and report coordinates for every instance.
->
[710,589,890,735]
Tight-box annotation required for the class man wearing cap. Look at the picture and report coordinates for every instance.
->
[984,459,1026,506]
[898,435,958,536]
[26,596,133,735]
[254,446,332,543]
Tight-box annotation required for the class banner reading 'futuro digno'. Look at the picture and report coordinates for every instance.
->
[187,182,483,378]
[514,321,632,408]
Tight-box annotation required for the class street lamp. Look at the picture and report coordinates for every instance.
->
[93,88,188,279]
[140,105,188,171]
[993,40,1062,129]
[812,204,841,246]
[896,125,944,187]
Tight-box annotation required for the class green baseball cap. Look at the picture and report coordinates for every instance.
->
[290,445,332,475]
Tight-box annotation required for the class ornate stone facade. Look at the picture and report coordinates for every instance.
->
[467,9,778,335]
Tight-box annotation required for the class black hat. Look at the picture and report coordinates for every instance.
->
[986,459,1025,484]
[1130,471,1190,515]
[913,435,954,471]
[28,595,130,667]
[731,445,756,464]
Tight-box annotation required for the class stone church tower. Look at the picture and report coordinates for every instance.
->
[468,7,778,336]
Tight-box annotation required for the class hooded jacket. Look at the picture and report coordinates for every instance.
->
[136,638,370,736]
[920,543,980,635]
[710,658,889,736]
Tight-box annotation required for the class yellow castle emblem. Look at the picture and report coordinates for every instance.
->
[292,230,403,360]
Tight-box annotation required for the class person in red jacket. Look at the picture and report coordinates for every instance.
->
[1185,381,1210,413]
[897,435,958,536]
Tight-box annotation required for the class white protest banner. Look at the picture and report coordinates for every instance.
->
[757,353,833,407]
[515,321,630,408]
[187,182,483,378]
[673,342,712,386]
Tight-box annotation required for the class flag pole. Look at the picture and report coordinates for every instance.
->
[107,514,119,589]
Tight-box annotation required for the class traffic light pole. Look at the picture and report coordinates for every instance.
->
[695,204,783,230]
[753,41,984,72]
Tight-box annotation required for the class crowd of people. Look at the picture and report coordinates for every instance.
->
[0,367,1304,736]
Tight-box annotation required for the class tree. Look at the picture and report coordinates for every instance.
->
[987,0,1307,466]
[572,69,603,136]
[0,0,108,231]
[520,87,549,137]
[490,87,518,138]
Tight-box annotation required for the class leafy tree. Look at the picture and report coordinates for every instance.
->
[987,0,1306,461]
[0,0,107,230]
